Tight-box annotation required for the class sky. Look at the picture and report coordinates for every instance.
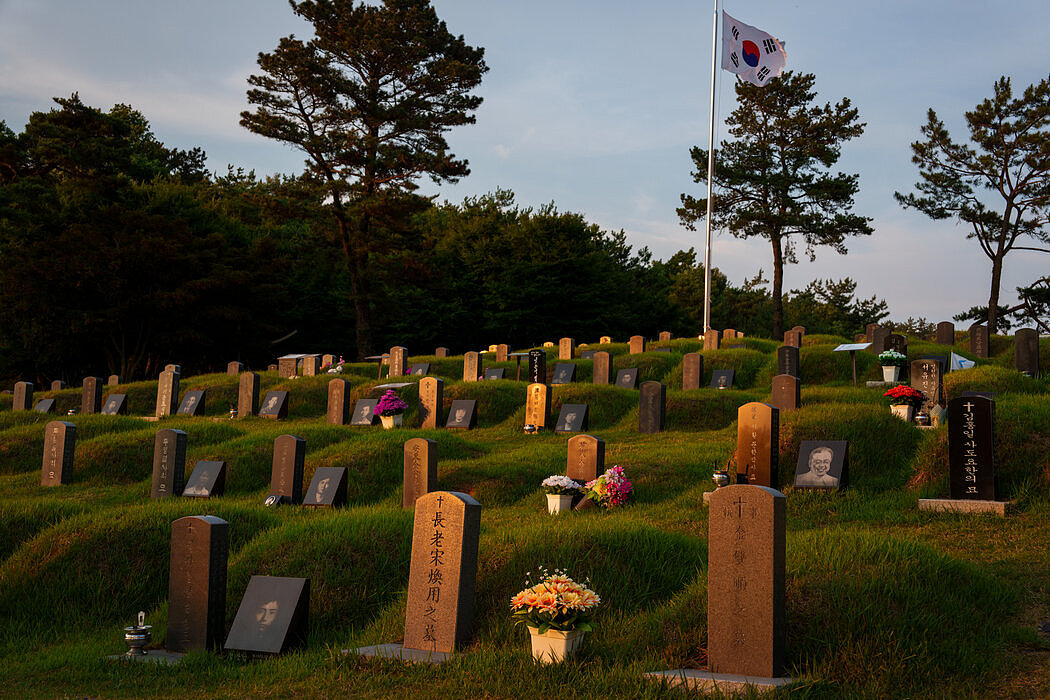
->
[1,0,1047,328]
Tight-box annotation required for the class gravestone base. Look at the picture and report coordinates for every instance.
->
[141,416,161,423]
[865,380,904,388]
[348,643,451,665]
[106,650,185,666]
[646,669,793,693]
[918,498,1012,517]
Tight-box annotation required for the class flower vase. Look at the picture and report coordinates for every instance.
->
[882,365,901,382]
[528,628,585,664]
[890,404,914,422]
[379,414,403,429]
[546,493,573,514]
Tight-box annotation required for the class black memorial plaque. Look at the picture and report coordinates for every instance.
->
[183,460,226,499]
[303,467,348,507]
[258,391,289,420]
[554,403,588,433]
[350,399,379,426]
[224,576,310,655]
[445,400,477,429]
[793,440,848,490]
[947,396,997,500]
[550,363,576,385]
[615,368,639,390]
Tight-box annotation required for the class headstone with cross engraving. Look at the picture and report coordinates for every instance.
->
[948,396,997,500]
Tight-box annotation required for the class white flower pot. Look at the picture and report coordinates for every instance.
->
[546,493,574,514]
[379,414,403,429]
[890,404,914,422]
[882,365,901,382]
[528,627,585,664]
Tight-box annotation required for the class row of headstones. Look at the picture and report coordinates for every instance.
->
[864,322,1040,376]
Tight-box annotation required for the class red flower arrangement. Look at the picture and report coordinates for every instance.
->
[883,385,925,407]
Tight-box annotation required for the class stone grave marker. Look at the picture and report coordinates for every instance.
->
[51,380,66,391]
[708,484,785,678]
[483,368,505,380]
[723,329,737,339]
[177,390,206,416]
[710,369,735,389]
[550,363,576,384]
[592,351,611,384]
[555,403,588,433]
[403,438,437,509]
[528,349,546,384]
[865,323,880,343]
[409,362,430,376]
[82,376,103,414]
[277,356,299,378]
[165,364,181,374]
[656,348,671,353]
[238,372,259,419]
[910,358,944,415]
[107,374,120,387]
[462,351,481,382]
[227,361,244,376]
[559,337,575,360]
[776,346,800,379]
[615,368,638,390]
[300,355,319,377]
[41,421,75,486]
[34,399,56,414]
[793,441,847,490]
[579,350,596,360]
[638,381,666,433]
[769,375,799,413]
[183,460,226,498]
[155,369,180,417]
[629,335,645,354]
[304,467,348,507]
[599,335,612,344]
[703,329,721,350]
[327,379,350,425]
[683,353,702,390]
[1014,328,1039,377]
[782,330,801,348]
[936,322,955,346]
[968,323,989,359]
[885,333,907,357]
[322,354,336,369]
[445,400,477,429]
[13,381,33,411]
[258,391,289,420]
[525,383,551,430]
[566,434,604,484]
[403,491,481,654]
[350,399,379,426]
[101,393,128,415]
[791,325,806,335]
[659,331,672,342]
[871,326,891,354]
[435,347,449,358]
[267,364,277,372]
[270,435,305,504]
[167,515,229,653]
[948,396,997,500]
[495,344,509,362]
[735,402,779,487]
[418,377,444,429]
[151,428,187,498]
[388,346,408,377]
[224,576,310,655]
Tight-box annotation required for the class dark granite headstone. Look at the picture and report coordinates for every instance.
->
[793,441,847,490]
[566,434,604,484]
[403,438,437,509]
[554,403,588,433]
[389,346,408,377]
[167,515,229,653]
[304,467,348,507]
[13,381,33,411]
[1014,328,1039,377]
[968,323,989,359]
[183,460,226,498]
[155,369,180,418]
[224,576,309,655]
[483,368,505,380]
[434,347,449,358]
[638,381,665,434]
[409,362,430,376]
[326,379,349,425]
[782,330,801,348]
[910,358,944,415]
[177,390,206,416]
[81,376,103,414]
[592,351,611,385]
[558,337,575,360]
[550,363,575,384]
[885,333,907,357]
[865,323,880,343]
[34,399,56,414]
[525,383,551,430]
[271,435,305,504]
[683,353,702,390]
[736,402,779,487]
[871,327,891,355]
[152,428,187,499]
[227,361,244,376]
[708,484,785,678]
[769,374,799,413]
[101,393,128,416]
[258,391,289,420]
[936,322,955,346]
[579,350,596,360]
[50,380,66,391]
[615,368,638,390]
[41,421,75,486]
[418,377,443,429]
[403,491,481,654]
[629,335,645,354]
[237,372,259,419]
[528,349,546,384]
[350,399,379,426]
[655,347,671,353]
[703,329,721,350]
[710,369,735,389]
[948,396,997,500]
[445,400,477,429]
[776,346,799,379]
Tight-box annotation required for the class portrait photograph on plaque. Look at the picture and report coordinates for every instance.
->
[445,400,477,429]
[224,575,309,655]
[182,460,227,498]
[793,441,848,490]
[303,467,348,507]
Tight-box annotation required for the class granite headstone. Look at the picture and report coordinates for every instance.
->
[167,515,229,653]
[151,428,187,498]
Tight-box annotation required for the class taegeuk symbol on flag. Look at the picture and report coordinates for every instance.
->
[721,11,786,86]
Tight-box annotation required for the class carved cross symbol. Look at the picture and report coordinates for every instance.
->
[733,495,746,517]
[963,401,975,413]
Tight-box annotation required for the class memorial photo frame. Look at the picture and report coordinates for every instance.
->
[793,441,848,490]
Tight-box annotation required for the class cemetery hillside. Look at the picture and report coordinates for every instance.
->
[1,332,1049,698]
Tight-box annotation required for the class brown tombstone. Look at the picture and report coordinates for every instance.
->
[106,374,120,387]
[659,331,672,342]
[638,381,666,433]
[723,328,737,339]
[322,354,336,368]
[735,402,779,487]
[782,330,801,348]
[865,323,880,343]
[910,359,944,415]
[167,515,229,653]
[227,361,244,376]
[327,378,350,425]
[871,326,891,354]
[495,344,509,363]
[389,346,408,377]
[566,434,604,485]
[51,380,66,391]
[277,357,298,378]
[704,329,721,350]
[267,364,277,372]
[683,353,702,390]
[968,323,989,359]
[81,376,103,414]
[301,355,319,377]
[770,374,800,413]
[1014,328,1039,377]
[270,435,305,504]
[628,335,645,354]
[419,376,444,429]
[462,351,481,382]
[41,420,76,486]
[13,381,33,411]
[403,438,438,509]
[435,347,449,358]
[237,371,259,418]
[155,369,180,417]
[708,484,785,678]
[524,383,551,430]
[403,491,481,654]
[936,322,955,346]
[599,335,612,344]
[151,428,187,498]
[592,351,611,385]
[558,337,575,360]
[164,364,181,374]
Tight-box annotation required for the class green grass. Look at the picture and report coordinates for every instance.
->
[1,336,1048,698]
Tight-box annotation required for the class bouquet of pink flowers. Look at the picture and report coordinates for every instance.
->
[510,566,600,633]
[584,465,632,507]
[373,389,407,417]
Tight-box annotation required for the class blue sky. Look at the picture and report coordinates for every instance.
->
[1,0,1047,328]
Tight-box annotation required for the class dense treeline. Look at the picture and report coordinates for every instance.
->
[0,97,889,384]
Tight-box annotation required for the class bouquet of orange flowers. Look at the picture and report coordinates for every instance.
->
[510,566,600,633]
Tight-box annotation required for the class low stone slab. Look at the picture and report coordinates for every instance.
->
[646,670,793,693]
[106,650,185,666]
[918,498,1012,516]
[349,643,450,665]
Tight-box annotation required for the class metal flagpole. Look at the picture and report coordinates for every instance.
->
[702,0,719,333]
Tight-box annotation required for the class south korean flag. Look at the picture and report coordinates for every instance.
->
[721,11,787,87]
